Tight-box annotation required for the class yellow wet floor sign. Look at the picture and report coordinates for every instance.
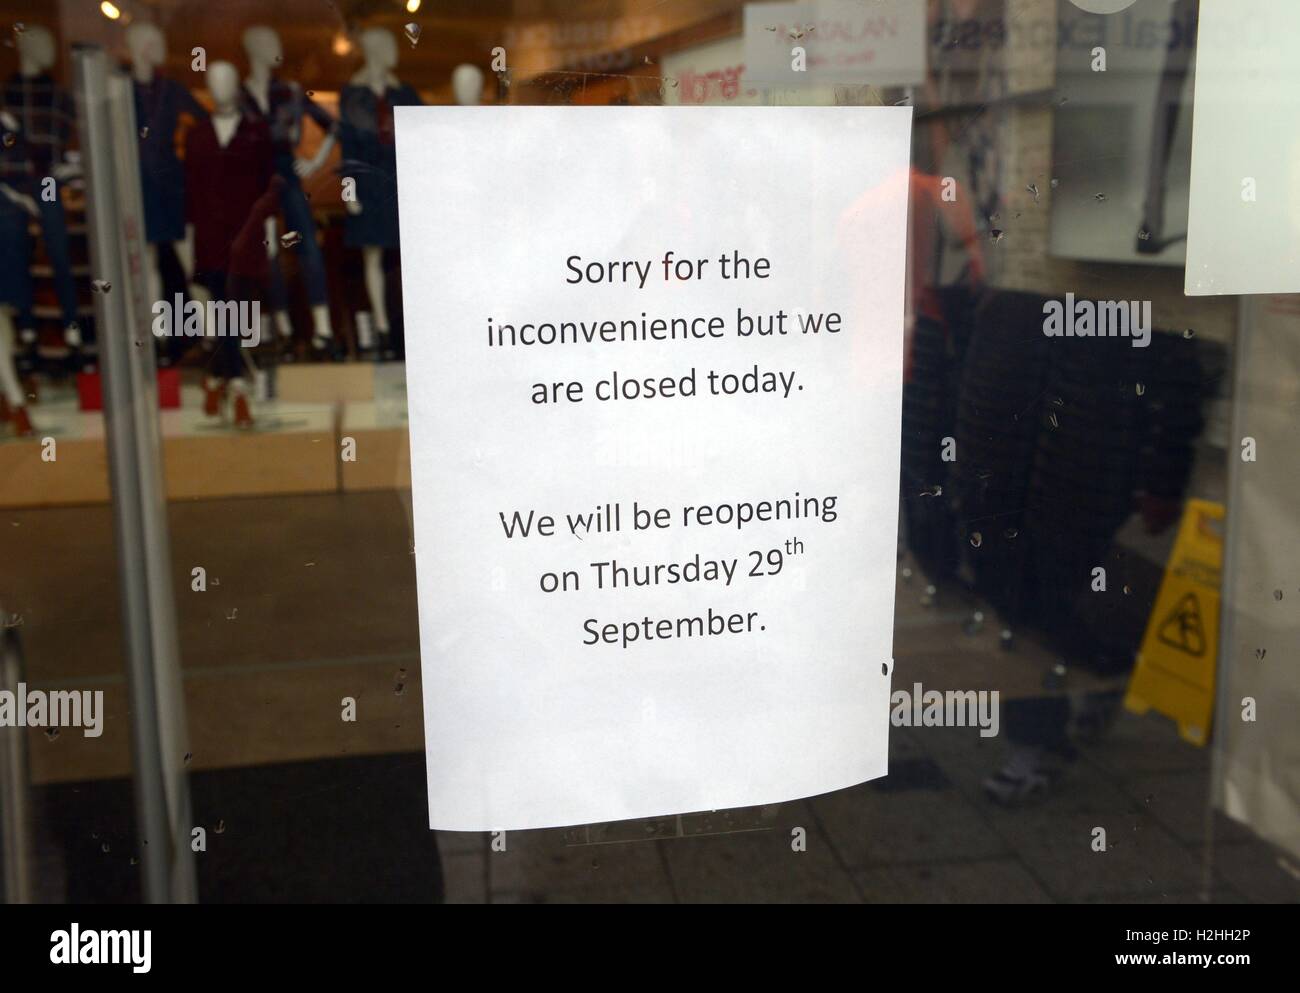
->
[1125,499,1224,745]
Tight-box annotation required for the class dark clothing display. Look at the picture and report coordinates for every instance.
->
[132,75,208,244]
[183,114,273,274]
[240,77,337,175]
[0,189,33,311]
[239,78,334,308]
[0,72,74,184]
[1,74,79,329]
[338,81,422,248]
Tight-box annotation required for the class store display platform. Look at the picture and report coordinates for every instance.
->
[0,364,414,508]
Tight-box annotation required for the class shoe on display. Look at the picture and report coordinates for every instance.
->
[982,747,1058,806]
[11,405,34,438]
[203,379,225,417]
[233,392,254,430]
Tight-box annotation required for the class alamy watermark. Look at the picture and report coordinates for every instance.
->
[1043,292,1151,348]
[50,925,150,973]
[0,684,103,737]
[890,682,1000,737]
[151,295,261,348]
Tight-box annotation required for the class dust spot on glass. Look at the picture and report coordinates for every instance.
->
[989,229,1004,243]
[91,279,111,293]
[919,484,942,497]
[921,583,936,607]
[1,132,15,149]
[404,22,421,47]
[184,751,193,765]
[969,531,983,548]
[1135,383,1145,396]
[225,607,238,620]
[1123,584,1132,595]
[280,230,303,249]
[214,819,226,835]
[139,126,149,139]
[1183,328,1195,339]
[1003,527,1018,539]
[1048,411,1059,429]
[1026,182,1039,202]
[1050,178,1059,189]
[1093,193,1107,202]
[45,727,58,741]
[1273,589,1283,601]
[1255,648,1266,660]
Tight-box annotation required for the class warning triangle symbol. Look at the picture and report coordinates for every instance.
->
[1157,592,1206,657]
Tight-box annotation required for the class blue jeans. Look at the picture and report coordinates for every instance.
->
[17,183,79,329]
[268,171,328,310]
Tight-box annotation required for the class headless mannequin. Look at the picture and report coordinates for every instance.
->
[126,22,207,365]
[342,28,420,355]
[187,61,272,428]
[242,26,335,347]
[4,25,80,348]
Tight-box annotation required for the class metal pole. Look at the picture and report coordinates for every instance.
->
[0,620,32,903]
[73,45,197,903]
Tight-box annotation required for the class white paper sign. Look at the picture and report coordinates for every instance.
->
[1185,0,1300,295]
[395,105,911,830]
[742,0,926,87]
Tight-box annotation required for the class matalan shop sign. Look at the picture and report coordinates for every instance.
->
[742,0,926,86]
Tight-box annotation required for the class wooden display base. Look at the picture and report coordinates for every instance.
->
[160,402,337,500]
[0,403,110,508]
[276,361,375,404]
[339,400,411,491]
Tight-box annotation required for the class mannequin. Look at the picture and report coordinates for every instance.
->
[452,63,484,107]
[126,22,208,364]
[339,28,422,358]
[0,182,37,436]
[1,25,81,348]
[240,25,336,349]
[185,61,275,429]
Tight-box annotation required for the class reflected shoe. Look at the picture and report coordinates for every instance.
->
[203,379,225,417]
[11,405,34,438]
[232,392,254,430]
[982,747,1057,806]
